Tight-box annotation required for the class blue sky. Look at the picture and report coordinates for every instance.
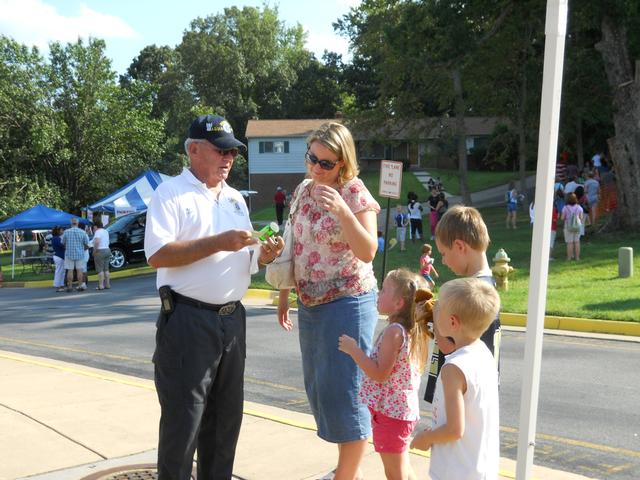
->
[0,0,360,75]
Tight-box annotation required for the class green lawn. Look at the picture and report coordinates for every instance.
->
[422,168,533,196]
[374,207,640,321]
[474,207,640,321]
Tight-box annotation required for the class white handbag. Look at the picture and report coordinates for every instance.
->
[265,180,309,290]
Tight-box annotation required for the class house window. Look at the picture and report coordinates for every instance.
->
[466,137,475,154]
[259,141,289,153]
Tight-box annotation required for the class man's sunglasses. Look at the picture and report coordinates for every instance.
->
[214,147,239,157]
[305,150,339,171]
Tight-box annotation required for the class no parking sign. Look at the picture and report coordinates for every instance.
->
[379,160,403,199]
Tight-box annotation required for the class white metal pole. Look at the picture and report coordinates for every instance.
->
[516,1,568,479]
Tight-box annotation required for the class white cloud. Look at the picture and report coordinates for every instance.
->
[304,25,351,61]
[0,0,137,52]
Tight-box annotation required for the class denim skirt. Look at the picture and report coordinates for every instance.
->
[297,290,378,443]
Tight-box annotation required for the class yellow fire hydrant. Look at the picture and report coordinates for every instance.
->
[492,248,514,291]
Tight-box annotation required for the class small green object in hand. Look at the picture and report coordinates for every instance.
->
[252,221,280,241]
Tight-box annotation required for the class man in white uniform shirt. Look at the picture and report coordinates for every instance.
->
[145,114,283,480]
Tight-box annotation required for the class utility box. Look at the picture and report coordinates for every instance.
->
[618,247,633,278]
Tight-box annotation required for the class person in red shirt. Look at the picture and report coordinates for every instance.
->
[274,186,286,226]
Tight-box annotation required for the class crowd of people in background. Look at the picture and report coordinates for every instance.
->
[554,150,617,225]
[398,177,449,248]
[536,149,616,262]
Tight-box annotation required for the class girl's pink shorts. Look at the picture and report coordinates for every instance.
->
[369,407,418,453]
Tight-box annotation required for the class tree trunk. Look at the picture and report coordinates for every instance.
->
[451,67,471,205]
[595,16,640,230]
[575,116,584,171]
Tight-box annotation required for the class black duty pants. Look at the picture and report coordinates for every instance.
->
[153,301,246,480]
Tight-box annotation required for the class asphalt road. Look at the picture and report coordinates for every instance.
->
[0,275,639,480]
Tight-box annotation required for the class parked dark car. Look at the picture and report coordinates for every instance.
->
[106,211,147,270]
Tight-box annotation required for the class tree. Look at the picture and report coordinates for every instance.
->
[591,1,640,230]
[281,51,343,118]
[557,5,613,170]
[178,6,307,136]
[337,0,514,204]
[46,38,165,210]
[122,44,196,175]
[465,0,545,193]
[0,36,64,216]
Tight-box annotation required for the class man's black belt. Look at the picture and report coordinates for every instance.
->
[172,291,239,315]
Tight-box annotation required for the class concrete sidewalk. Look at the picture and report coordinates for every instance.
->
[0,350,592,480]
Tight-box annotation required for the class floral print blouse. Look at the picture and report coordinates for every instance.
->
[291,177,380,307]
[359,323,421,421]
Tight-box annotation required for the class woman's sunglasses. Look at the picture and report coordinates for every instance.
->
[305,150,339,171]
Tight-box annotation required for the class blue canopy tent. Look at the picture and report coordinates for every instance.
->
[0,204,91,279]
[88,170,172,217]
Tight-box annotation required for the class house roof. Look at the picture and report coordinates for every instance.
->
[350,117,507,141]
[245,116,507,140]
[245,119,340,138]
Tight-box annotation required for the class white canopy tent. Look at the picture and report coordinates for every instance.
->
[87,170,172,218]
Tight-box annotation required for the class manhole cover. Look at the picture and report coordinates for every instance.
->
[80,464,195,480]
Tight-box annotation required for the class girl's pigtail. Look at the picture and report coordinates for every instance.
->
[411,287,435,373]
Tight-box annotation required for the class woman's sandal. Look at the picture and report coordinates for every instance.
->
[95,287,105,290]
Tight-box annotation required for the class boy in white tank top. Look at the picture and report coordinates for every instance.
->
[411,278,501,480]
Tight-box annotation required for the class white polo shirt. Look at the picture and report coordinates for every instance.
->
[145,168,259,304]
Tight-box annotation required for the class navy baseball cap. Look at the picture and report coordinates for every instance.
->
[188,114,247,150]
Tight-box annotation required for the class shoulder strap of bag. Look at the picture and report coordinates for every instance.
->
[288,179,312,220]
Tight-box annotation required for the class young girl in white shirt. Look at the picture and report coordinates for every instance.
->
[339,269,432,480]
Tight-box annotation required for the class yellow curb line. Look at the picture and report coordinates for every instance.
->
[500,313,640,337]
[245,288,279,301]
[0,266,156,288]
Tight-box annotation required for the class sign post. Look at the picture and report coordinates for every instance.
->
[379,160,403,282]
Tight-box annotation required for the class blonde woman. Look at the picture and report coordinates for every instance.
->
[277,122,380,480]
